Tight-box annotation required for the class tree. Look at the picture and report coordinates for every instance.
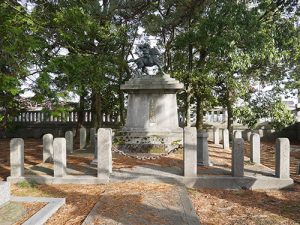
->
[0,1,42,129]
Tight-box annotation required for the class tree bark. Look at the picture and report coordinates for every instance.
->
[118,89,125,125]
[76,93,85,137]
[185,42,193,127]
[185,85,192,127]
[226,99,234,141]
[91,91,102,129]
[196,95,204,130]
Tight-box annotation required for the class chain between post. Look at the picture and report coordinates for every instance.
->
[111,144,183,160]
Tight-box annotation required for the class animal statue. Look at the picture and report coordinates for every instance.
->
[128,43,164,76]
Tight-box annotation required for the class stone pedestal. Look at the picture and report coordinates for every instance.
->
[120,74,184,151]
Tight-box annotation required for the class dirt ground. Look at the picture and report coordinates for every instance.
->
[0,138,300,225]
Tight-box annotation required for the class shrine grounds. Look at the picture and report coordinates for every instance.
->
[0,138,299,225]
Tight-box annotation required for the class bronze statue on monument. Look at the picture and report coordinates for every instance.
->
[128,43,164,76]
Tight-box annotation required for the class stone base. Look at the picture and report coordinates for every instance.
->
[0,182,10,206]
[7,175,109,184]
[114,129,183,152]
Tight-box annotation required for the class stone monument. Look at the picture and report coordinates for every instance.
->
[120,43,184,151]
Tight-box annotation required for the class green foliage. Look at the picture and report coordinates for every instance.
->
[0,0,299,132]
[234,92,295,131]
[270,101,295,131]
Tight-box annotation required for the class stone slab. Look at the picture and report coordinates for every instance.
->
[109,162,294,190]
[0,182,10,206]
[11,196,65,225]
[82,184,200,225]
[0,202,26,225]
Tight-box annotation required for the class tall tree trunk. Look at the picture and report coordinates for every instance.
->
[185,43,193,127]
[76,93,86,137]
[91,91,102,129]
[196,95,204,130]
[118,90,125,125]
[226,100,234,141]
[185,85,192,127]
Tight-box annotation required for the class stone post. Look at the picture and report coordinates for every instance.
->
[213,127,219,145]
[90,128,96,147]
[223,129,230,150]
[97,128,112,177]
[250,133,260,164]
[258,129,264,137]
[10,138,24,177]
[232,138,244,177]
[246,131,252,142]
[65,131,73,154]
[275,138,290,179]
[53,138,67,177]
[234,130,242,139]
[80,127,87,149]
[197,131,209,166]
[184,127,197,177]
[43,134,53,163]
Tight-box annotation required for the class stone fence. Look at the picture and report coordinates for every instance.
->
[11,110,120,124]
[0,111,121,138]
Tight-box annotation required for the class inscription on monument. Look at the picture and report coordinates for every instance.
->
[149,98,156,123]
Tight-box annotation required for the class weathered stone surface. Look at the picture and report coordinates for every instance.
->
[10,138,24,177]
[246,131,252,142]
[120,74,184,151]
[223,129,230,150]
[213,127,219,145]
[234,130,242,139]
[250,133,260,164]
[297,163,300,175]
[275,138,290,179]
[43,134,53,162]
[53,138,67,177]
[0,182,10,206]
[258,129,264,137]
[90,128,96,147]
[82,184,200,225]
[80,127,87,149]
[197,131,209,166]
[65,131,73,154]
[232,138,244,177]
[0,202,26,225]
[97,128,112,177]
[184,127,197,177]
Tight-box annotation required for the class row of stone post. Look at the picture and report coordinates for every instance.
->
[183,127,291,179]
[42,127,96,164]
[10,128,112,179]
[213,128,261,164]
